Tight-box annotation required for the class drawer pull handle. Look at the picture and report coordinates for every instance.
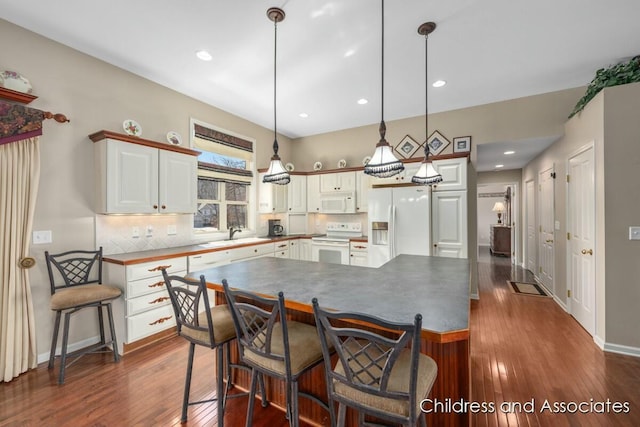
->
[354,245,366,249]
[148,281,165,289]
[149,265,172,272]
[149,316,172,326]
[149,297,170,304]
[278,244,287,248]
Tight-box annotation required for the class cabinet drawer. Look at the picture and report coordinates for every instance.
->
[126,270,186,298]
[188,251,231,271]
[127,289,172,316]
[228,243,275,261]
[127,304,175,342]
[126,257,187,281]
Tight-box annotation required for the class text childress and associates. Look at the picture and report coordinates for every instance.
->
[420,398,631,414]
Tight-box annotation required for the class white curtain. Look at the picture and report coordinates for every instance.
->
[0,137,39,382]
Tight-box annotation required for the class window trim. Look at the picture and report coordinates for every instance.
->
[190,118,257,239]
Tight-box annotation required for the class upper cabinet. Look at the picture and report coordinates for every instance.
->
[320,171,356,192]
[287,175,307,213]
[307,174,321,213]
[431,157,467,191]
[258,172,287,213]
[90,131,198,214]
[356,172,371,213]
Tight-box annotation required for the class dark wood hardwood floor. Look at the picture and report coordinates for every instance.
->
[2,250,639,426]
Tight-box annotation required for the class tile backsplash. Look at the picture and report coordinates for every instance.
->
[96,214,195,255]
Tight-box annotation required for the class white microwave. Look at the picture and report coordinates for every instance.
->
[320,191,356,214]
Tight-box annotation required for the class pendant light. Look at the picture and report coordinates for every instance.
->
[412,22,443,185]
[262,7,290,185]
[363,0,405,178]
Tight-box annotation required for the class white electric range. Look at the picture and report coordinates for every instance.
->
[311,222,362,265]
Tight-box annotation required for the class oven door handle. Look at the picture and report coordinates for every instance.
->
[312,241,349,247]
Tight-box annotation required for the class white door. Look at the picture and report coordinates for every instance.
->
[432,190,468,258]
[525,179,536,272]
[287,175,307,213]
[392,187,430,256]
[538,166,555,293]
[567,145,596,335]
[159,150,197,213]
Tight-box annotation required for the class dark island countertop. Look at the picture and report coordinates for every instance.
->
[187,254,470,343]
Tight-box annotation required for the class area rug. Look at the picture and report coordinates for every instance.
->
[507,281,550,297]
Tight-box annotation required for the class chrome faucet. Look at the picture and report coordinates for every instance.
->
[229,226,242,240]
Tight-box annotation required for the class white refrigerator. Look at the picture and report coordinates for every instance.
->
[367,186,431,267]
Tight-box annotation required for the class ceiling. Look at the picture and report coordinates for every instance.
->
[2,0,639,170]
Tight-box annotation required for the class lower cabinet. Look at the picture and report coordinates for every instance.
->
[299,239,312,261]
[104,256,188,354]
[349,241,369,267]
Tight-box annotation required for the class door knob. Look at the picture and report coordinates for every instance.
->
[546,239,554,243]
[581,249,593,255]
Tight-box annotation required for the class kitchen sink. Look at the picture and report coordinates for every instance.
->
[198,237,271,248]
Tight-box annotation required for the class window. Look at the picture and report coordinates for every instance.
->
[191,120,255,234]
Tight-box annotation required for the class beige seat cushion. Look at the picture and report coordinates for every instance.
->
[243,321,324,376]
[333,346,437,418]
[50,284,122,310]
[180,305,236,345]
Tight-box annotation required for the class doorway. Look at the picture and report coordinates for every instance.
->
[538,165,555,295]
[477,182,518,263]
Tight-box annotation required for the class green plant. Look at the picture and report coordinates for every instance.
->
[569,55,640,118]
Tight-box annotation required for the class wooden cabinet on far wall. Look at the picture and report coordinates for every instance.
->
[490,225,511,257]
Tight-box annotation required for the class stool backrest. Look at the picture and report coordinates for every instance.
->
[45,248,104,295]
[222,280,291,375]
[312,298,422,408]
[162,271,216,347]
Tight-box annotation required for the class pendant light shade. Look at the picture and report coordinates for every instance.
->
[262,7,290,185]
[364,0,404,178]
[412,21,443,185]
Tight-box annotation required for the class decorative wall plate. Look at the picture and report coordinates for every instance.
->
[362,156,372,166]
[285,162,295,172]
[313,161,323,171]
[166,131,182,145]
[0,70,32,93]
[337,159,347,168]
[123,120,142,136]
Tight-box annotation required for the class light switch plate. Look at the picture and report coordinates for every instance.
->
[167,224,177,235]
[33,230,52,244]
[555,220,560,230]
[629,226,640,240]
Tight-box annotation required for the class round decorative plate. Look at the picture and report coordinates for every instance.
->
[362,156,372,166]
[166,131,182,145]
[123,120,142,136]
[285,162,295,172]
[337,159,347,169]
[313,161,323,171]
[0,70,32,93]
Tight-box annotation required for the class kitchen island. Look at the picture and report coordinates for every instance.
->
[187,255,470,426]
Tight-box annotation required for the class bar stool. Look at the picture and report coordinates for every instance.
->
[222,279,330,427]
[162,271,263,426]
[312,298,438,427]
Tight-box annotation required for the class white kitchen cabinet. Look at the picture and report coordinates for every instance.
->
[431,157,467,191]
[91,131,198,214]
[432,190,468,258]
[287,175,307,213]
[188,250,231,271]
[369,162,421,186]
[320,171,356,192]
[299,239,312,261]
[349,241,369,267]
[288,239,300,260]
[356,172,372,213]
[307,174,321,213]
[258,172,288,213]
[104,256,188,354]
[228,242,276,263]
[273,241,290,258]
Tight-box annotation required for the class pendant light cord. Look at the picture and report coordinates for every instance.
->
[273,17,279,154]
[381,0,385,124]
[424,30,429,158]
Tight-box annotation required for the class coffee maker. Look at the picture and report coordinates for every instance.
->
[268,219,284,237]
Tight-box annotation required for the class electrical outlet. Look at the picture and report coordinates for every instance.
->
[32,230,53,244]
[146,225,153,237]
[630,226,640,240]
[167,224,177,235]
[132,227,140,238]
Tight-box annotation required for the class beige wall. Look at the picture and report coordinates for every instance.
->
[523,82,640,349]
[1,19,291,359]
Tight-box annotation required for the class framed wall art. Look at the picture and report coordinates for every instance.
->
[427,130,450,155]
[394,134,420,158]
[453,136,472,153]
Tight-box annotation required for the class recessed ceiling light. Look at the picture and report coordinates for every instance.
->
[495,164,504,168]
[344,49,356,58]
[299,113,309,118]
[196,50,212,61]
[357,98,368,105]
[504,151,515,155]
[432,80,446,88]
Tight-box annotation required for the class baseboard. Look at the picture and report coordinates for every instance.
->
[602,341,640,358]
[593,335,605,350]
[470,292,479,300]
[37,335,101,365]
[552,294,568,312]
